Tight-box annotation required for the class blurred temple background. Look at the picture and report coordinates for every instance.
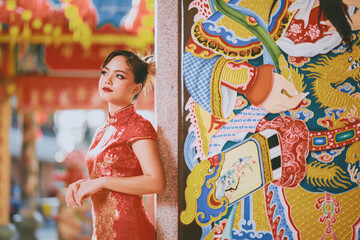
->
[0,0,156,239]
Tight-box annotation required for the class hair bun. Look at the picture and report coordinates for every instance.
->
[139,52,156,95]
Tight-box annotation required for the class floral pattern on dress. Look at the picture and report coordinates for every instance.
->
[86,104,157,240]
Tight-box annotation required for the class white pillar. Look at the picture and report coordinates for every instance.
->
[155,0,179,239]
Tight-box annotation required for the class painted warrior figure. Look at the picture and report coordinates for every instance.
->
[181,0,360,239]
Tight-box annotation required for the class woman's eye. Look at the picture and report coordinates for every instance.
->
[115,74,124,79]
[101,70,108,75]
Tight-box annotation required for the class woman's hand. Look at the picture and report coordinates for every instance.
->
[65,179,87,208]
[74,179,103,207]
[261,73,309,113]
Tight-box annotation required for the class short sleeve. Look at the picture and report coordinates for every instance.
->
[127,118,158,148]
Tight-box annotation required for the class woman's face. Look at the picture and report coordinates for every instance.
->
[98,55,142,108]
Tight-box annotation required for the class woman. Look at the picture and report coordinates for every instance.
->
[65,50,166,240]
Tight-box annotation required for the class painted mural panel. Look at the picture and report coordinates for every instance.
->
[180,0,360,239]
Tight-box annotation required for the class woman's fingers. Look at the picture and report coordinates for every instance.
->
[65,179,87,208]
[75,179,102,206]
[74,194,82,207]
[65,186,78,208]
[74,185,87,207]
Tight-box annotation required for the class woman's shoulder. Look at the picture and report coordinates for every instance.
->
[125,113,157,140]
[129,112,155,129]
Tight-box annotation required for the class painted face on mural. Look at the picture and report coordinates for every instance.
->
[98,55,142,108]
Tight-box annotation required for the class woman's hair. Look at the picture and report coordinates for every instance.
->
[101,49,155,100]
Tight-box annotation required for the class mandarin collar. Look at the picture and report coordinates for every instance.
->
[107,104,135,124]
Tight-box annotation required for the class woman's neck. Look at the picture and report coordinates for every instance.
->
[108,102,133,115]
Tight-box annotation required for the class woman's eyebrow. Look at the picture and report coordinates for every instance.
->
[102,66,128,75]
[113,69,128,75]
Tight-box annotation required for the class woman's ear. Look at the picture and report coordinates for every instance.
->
[132,83,143,95]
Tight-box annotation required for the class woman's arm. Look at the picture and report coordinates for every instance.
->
[74,139,166,206]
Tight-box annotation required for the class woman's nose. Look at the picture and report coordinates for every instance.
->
[104,75,112,84]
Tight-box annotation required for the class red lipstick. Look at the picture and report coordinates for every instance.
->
[102,87,113,92]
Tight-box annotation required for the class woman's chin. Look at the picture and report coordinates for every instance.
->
[99,93,111,102]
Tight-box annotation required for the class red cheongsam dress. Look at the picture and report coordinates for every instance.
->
[85,104,157,240]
